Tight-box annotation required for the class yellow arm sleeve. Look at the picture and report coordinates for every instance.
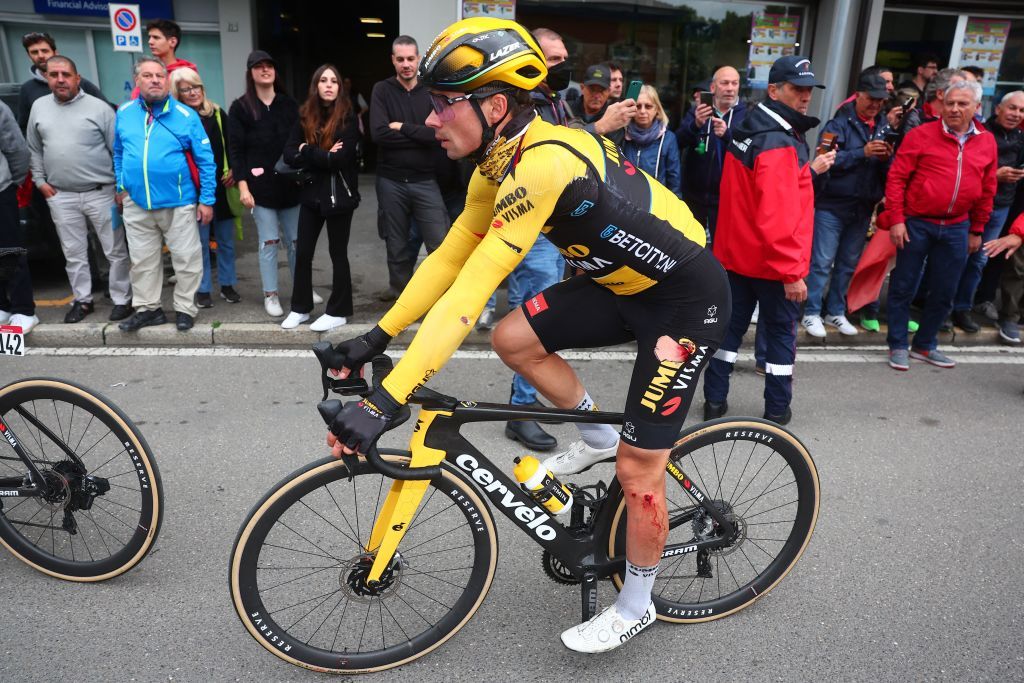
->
[381,147,574,403]
[378,172,498,336]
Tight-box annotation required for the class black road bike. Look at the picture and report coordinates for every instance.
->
[229,346,820,674]
[0,377,163,581]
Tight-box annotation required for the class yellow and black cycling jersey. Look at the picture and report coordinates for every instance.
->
[377,117,707,404]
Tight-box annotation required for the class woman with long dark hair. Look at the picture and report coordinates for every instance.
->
[280,63,360,331]
[227,50,312,318]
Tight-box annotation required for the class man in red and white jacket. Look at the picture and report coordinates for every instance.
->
[702,55,835,425]
[984,212,1024,344]
[879,79,997,371]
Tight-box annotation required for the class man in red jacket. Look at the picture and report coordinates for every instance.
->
[984,212,1024,344]
[881,79,997,370]
[702,56,835,424]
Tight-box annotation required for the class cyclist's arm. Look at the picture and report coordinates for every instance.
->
[381,150,569,403]
[378,172,498,336]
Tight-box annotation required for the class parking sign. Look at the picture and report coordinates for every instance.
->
[109,4,142,53]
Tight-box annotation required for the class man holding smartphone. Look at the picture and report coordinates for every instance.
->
[802,72,893,339]
[675,65,745,242]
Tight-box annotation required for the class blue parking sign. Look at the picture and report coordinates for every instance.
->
[129,36,139,46]
[116,35,127,46]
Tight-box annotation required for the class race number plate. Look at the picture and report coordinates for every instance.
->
[0,325,25,356]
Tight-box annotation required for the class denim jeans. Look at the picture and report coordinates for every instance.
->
[804,207,870,318]
[198,218,238,293]
[253,204,299,294]
[703,272,800,415]
[506,236,565,405]
[953,205,1009,311]
[886,218,969,351]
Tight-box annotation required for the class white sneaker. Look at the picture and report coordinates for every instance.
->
[476,307,496,331]
[312,290,324,305]
[825,314,858,336]
[9,314,39,335]
[264,294,284,317]
[560,601,655,654]
[310,314,347,332]
[750,303,759,324]
[801,315,826,338]
[542,440,617,477]
[280,311,309,329]
[0,309,10,324]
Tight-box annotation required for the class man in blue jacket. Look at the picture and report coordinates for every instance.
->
[675,65,746,243]
[114,56,215,332]
[801,72,893,339]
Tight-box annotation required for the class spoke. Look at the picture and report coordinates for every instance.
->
[274,520,345,562]
[655,554,688,598]
[719,552,742,594]
[260,564,344,593]
[733,478,797,512]
[284,590,343,635]
[84,509,115,558]
[399,566,473,590]
[397,577,456,611]
[727,442,760,507]
[325,482,363,554]
[729,447,777,510]
[306,594,347,646]
[391,587,436,627]
[329,597,351,653]
[267,588,343,615]
[89,499,138,532]
[737,462,791,518]
[380,595,414,643]
[52,399,66,444]
[297,499,360,548]
[404,487,440,533]
[391,521,465,556]
[742,500,799,521]
[401,542,475,560]
[260,542,340,562]
[73,411,97,454]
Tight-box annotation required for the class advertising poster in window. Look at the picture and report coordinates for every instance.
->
[959,18,1011,96]
[462,1,516,20]
[747,14,800,88]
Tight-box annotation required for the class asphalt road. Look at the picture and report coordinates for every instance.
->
[1,351,1023,682]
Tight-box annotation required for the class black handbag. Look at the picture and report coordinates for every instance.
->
[273,154,311,183]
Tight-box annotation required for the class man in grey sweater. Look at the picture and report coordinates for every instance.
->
[0,100,33,333]
[26,56,132,323]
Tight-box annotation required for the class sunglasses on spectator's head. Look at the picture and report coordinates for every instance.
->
[23,32,51,44]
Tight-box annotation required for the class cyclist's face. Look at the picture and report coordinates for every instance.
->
[426,90,484,159]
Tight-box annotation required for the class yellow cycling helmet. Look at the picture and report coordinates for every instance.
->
[419,17,547,94]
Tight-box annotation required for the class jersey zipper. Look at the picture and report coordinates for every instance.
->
[143,115,154,209]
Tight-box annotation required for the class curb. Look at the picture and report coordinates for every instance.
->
[23,321,1018,350]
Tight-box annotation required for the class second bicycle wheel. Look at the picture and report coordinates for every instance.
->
[608,418,819,622]
[0,377,163,581]
[230,451,498,674]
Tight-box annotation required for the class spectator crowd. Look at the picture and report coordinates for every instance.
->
[1,24,1023,435]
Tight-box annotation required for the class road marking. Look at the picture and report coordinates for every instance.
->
[36,294,74,307]
[16,346,1024,363]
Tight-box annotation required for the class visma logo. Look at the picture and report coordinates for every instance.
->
[601,225,617,239]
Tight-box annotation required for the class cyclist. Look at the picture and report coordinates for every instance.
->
[325,17,730,653]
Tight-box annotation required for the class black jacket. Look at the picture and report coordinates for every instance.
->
[369,77,438,182]
[199,107,235,222]
[227,93,300,209]
[985,118,1024,208]
[815,101,891,211]
[18,66,106,130]
[675,101,747,210]
[283,115,361,216]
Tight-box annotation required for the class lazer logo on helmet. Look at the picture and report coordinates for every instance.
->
[489,42,523,60]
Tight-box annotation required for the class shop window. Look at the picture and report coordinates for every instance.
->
[3,26,98,84]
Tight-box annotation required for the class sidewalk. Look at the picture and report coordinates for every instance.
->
[24,174,1017,350]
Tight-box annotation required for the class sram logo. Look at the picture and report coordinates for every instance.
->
[456,454,557,540]
[662,544,697,558]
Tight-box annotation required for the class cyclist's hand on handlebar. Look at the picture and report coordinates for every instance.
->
[328,325,393,379]
[329,387,401,456]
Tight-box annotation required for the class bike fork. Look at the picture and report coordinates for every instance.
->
[580,571,598,622]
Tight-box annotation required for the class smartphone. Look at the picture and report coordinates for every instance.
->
[901,96,916,110]
[883,131,900,146]
[815,132,837,156]
[699,91,714,108]
[624,79,643,102]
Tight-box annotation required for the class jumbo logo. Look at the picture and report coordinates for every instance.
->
[601,225,616,239]
[560,244,590,258]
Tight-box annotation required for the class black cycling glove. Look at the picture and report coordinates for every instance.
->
[329,325,393,376]
[330,386,402,454]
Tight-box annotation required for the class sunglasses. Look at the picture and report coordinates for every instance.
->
[429,92,476,122]
[179,85,203,95]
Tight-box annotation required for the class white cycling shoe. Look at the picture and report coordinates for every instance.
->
[560,601,656,653]
[542,440,617,477]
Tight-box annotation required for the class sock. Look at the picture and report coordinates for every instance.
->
[615,560,658,620]
[574,391,619,449]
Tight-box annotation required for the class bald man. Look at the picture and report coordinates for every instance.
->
[675,65,746,242]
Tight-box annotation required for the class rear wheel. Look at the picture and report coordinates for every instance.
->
[609,418,819,622]
[0,378,163,581]
[229,452,498,674]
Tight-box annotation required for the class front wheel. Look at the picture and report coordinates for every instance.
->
[608,418,820,622]
[229,451,498,674]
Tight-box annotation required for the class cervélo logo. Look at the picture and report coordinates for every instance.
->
[455,454,557,540]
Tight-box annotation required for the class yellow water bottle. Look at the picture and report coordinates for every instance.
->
[513,456,573,515]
